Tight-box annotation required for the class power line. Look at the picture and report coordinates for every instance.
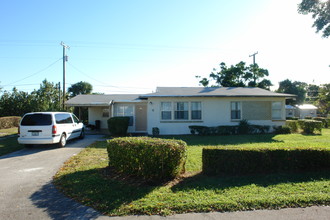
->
[67,62,116,86]
[2,58,62,87]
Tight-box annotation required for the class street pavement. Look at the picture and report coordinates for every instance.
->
[0,134,329,220]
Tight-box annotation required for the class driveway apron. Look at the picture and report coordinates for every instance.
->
[0,135,104,220]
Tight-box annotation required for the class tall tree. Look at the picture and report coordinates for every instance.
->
[317,83,330,116]
[298,0,330,38]
[276,79,307,105]
[68,81,93,97]
[34,79,61,111]
[196,61,272,89]
[306,84,320,103]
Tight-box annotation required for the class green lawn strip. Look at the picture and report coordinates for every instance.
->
[0,136,23,156]
[53,130,330,216]
[0,127,18,137]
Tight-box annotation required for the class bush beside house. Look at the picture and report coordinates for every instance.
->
[107,117,130,136]
[0,116,21,129]
[107,137,187,182]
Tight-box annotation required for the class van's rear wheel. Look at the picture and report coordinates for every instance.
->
[79,129,85,139]
[58,133,66,148]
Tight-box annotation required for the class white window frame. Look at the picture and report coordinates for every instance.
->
[114,104,134,126]
[231,101,241,120]
[160,101,202,121]
[272,101,283,120]
[161,102,172,120]
[174,102,189,120]
[191,102,202,120]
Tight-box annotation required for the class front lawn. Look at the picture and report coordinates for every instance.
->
[0,128,23,156]
[53,130,330,216]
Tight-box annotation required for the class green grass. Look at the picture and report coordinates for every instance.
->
[0,127,23,156]
[53,129,330,216]
[0,127,18,137]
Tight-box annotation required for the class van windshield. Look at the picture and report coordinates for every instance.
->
[21,114,52,126]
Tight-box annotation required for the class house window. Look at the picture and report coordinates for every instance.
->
[175,102,188,120]
[191,102,202,120]
[114,104,134,125]
[102,108,110,118]
[161,102,172,120]
[231,102,241,120]
[272,102,282,120]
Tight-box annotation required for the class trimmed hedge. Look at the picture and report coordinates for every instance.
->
[189,124,270,136]
[107,117,130,136]
[298,119,322,134]
[0,116,21,129]
[203,147,330,176]
[313,117,329,128]
[107,137,187,182]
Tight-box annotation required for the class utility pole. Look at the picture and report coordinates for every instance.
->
[58,82,61,110]
[249,52,258,85]
[249,51,258,65]
[60,41,69,110]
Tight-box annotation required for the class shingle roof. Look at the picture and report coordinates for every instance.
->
[65,94,143,106]
[142,87,296,98]
[66,87,296,106]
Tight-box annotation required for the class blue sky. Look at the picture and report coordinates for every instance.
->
[0,0,329,94]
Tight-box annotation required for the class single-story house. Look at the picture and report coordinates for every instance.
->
[65,87,295,135]
[296,104,318,119]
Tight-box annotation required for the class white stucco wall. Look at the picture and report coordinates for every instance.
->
[88,106,110,129]
[147,97,286,135]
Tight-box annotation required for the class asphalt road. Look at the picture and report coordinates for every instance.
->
[0,135,329,220]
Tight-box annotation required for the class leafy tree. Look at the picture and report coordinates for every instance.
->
[0,88,33,116]
[276,79,307,105]
[68,81,93,97]
[298,0,330,38]
[306,84,320,103]
[196,61,272,89]
[0,79,61,116]
[317,83,330,115]
[33,79,61,111]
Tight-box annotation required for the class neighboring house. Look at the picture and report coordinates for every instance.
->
[296,104,318,119]
[66,87,295,135]
[285,105,296,118]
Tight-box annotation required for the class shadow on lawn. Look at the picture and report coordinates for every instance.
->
[164,134,283,146]
[47,168,156,216]
[171,170,330,193]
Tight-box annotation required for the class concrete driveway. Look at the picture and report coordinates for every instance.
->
[0,135,329,220]
[0,135,105,220]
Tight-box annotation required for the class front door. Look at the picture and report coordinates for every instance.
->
[135,104,147,132]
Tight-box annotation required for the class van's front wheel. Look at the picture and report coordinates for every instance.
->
[58,133,66,148]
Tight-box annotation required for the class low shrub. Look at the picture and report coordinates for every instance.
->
[286,117,299,120]
[188,125,209,135]
[107,137,187,182]
[273,125,292,134]
[313,117,329,128]
[298,119,322,134]
[285,120,299,133]
[238,119,250,135]
[189,122,270,136]
[0,116,21,129]
[203,147,330,176]
[107,117,130,136]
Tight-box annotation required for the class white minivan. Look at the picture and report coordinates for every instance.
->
[18,112,85,148]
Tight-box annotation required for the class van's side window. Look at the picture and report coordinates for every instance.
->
[72,114,80,123]
[55,114,73,124]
